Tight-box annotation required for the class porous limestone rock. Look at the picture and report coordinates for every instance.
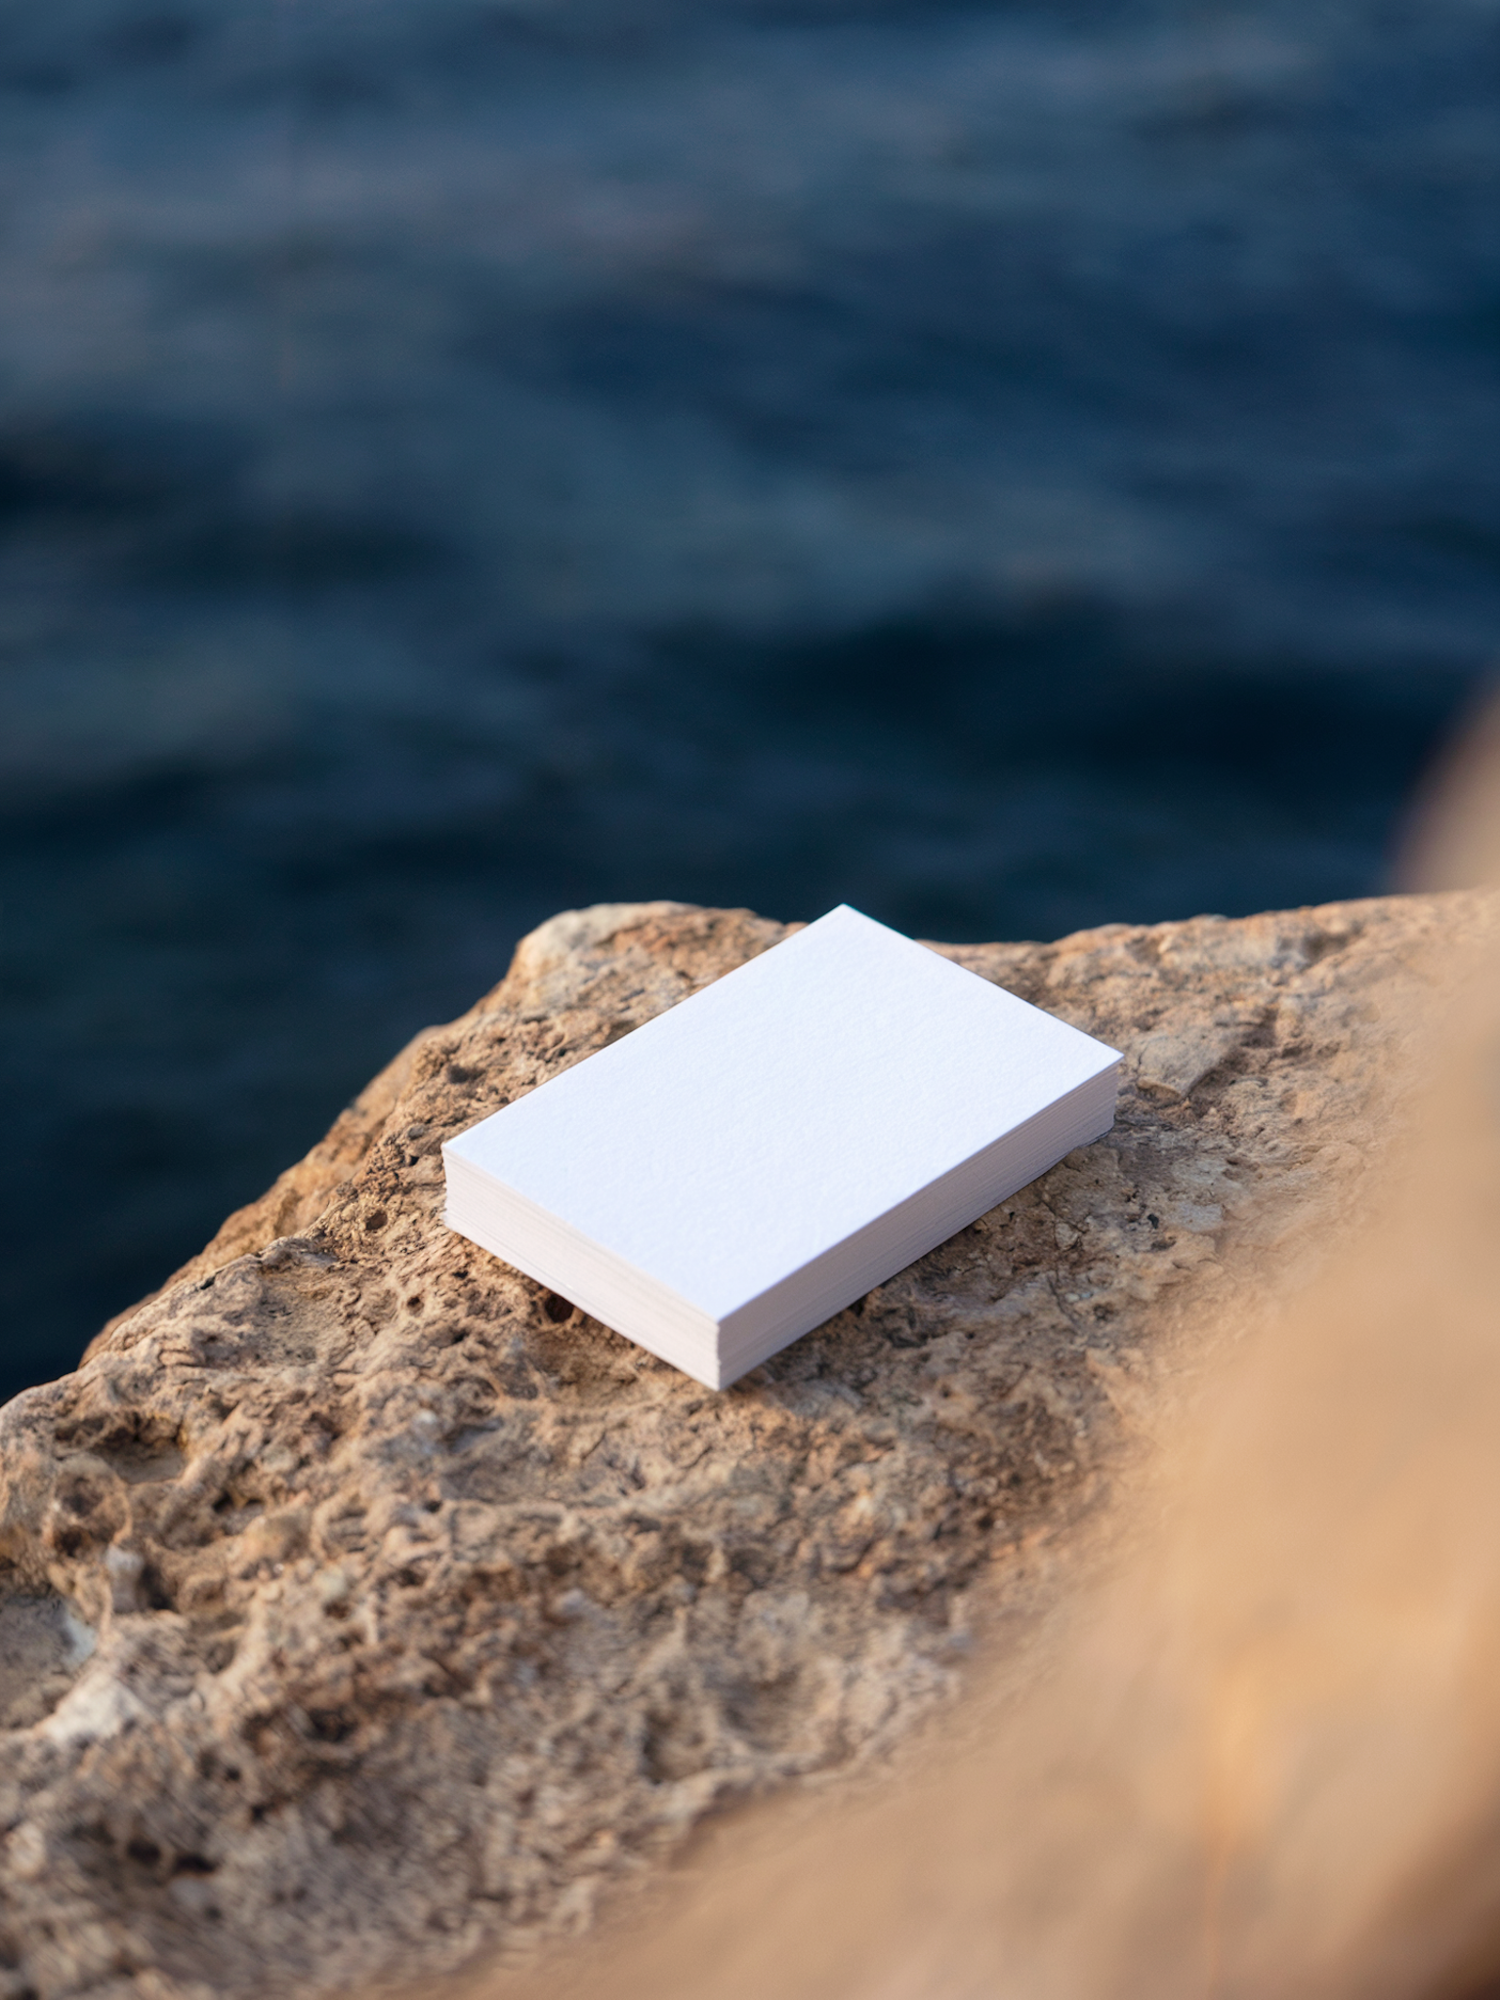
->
[0,893,1494,2000]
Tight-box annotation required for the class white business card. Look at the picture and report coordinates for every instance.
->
[444,906,1120,1387]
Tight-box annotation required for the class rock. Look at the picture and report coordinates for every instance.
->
[1132,1023,1244,1101]
[1,892,1494,2000]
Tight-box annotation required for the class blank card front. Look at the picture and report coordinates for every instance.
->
[443,905,1121,1325]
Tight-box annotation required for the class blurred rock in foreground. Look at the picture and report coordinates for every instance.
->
[1,894,1494,2000]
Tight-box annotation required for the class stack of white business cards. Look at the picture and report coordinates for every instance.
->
[443,905,1121,1389]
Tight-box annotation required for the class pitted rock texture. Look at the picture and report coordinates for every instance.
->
[1,892,1495,2000]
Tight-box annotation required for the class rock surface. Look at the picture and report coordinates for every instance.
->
[1,893,1494,2000]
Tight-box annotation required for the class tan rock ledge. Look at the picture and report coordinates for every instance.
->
[1,893,1495,2000]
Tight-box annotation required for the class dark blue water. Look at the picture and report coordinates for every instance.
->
[2,0,1497,1398]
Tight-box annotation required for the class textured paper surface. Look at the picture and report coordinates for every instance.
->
[444,905,1121,1322]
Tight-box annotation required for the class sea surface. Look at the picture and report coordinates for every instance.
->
[2,0,1498,1396]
